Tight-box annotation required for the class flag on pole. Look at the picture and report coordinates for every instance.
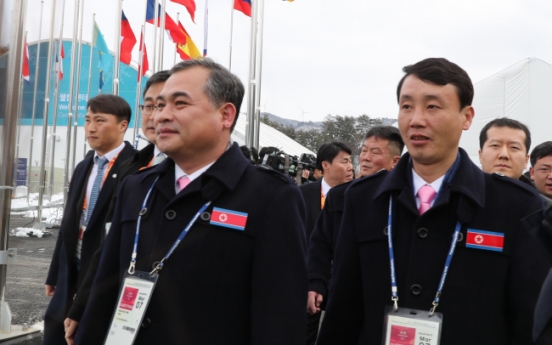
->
[170,0,196,23]
[203,0,208,57]
[176,21,201,60]
[146,1,187,44]
[234,0,251,17]
[93,21,113,90]
[120,10,137,65]
[22,36,30,83]
[138,32,149,80]
[54,36,65,80]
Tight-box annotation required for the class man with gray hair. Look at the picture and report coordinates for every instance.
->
[74,59,307,345]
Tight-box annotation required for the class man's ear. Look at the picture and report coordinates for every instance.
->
[220,103,236,130]
[530,167,535,181]
[391,155,400,168]
[119,119,129,133]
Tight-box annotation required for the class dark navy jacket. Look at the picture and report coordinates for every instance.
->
[74,143,308,345]
[306,179,354,298]
[299,179,323,242]
[44,142,136,323]
[317,148,552,345]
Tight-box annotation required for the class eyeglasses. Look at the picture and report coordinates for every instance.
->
[536,167,552,175]
[139,105,157,114]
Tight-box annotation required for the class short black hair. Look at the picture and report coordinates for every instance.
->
[87,94,131,123]
[240,145,259,165]
[143,70,170,98]
[316,141,352,171]
[479,117,531,153]
[258,146,279,164]
[170,59,245,132]
[365,125,405,156]
[396,58,474,110]
[530,141,552,167]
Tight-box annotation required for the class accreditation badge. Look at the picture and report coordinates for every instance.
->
[104,271,158,345]
[382,306,443,345]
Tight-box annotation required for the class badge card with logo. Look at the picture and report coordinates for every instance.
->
[104,271,158,345]
[382,306,443,345]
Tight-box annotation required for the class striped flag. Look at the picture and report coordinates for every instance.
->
[137,31,149,80]
[170,0,196,23]
[22,35,30,83]
[176,21,201,60]
[234,0,251,17]
[54,35,65,80]
[120,10,137,65]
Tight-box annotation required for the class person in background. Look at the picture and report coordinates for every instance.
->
[43,95,136,345]
[299,141,352,345]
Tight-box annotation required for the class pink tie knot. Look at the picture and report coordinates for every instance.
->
[418,185,436,215]
[178,176,191,192]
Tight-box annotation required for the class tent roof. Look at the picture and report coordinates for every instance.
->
[231,113,315,156]
[460,57,552,162]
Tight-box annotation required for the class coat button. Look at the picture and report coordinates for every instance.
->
[410,284,422,296]
[383,226,389,236]
[141,317,151,329]
[417,228,429,239]
[200,211,211,221]
[453,232,464,243]
[165,210,176,220]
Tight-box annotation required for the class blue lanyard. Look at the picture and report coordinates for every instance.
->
[127,176,212,276]
[387,195,462,315]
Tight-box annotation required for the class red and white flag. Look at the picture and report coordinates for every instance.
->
[210,207,248,231]
[137,31,149,80]
[54,36,65,80]
[22,36,30,83]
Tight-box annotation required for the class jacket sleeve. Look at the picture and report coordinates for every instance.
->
[316,189,363,345]
[307,192,335,297]
[250,183,307,345]
[45,227,63,286]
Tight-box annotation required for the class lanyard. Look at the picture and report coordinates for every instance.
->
[127,176,212,276]
[387,195,462,315]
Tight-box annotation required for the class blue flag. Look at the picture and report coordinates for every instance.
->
[93,21,112,90]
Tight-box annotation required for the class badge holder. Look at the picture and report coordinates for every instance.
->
[382,306,443,345]
[104,271,158,345]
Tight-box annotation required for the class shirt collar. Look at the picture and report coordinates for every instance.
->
[94,141,125,163]
[321,177,332,197]
[412,169,445,197]
[174,161,215,186]
[153,146,162,158]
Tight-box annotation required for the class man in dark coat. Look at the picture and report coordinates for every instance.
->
[43,94,136,344]
[299,141,352,345]
[317,58,552,344]
[74,59,307,345]
[306,126,404,317]
[63,70,171,344]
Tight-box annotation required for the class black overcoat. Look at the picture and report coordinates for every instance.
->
[74,143,308,345]
[299,179,323,242]
[44,141,136,323]
[317,149,552,345]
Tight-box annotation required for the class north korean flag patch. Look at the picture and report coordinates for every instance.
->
[210,207,248,231]
[466,229,504,252]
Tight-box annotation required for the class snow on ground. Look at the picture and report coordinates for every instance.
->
[11,227,49,238]
[10,193,64,227]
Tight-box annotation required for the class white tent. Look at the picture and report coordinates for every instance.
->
[231,114,315,156]
[460,57,552,162]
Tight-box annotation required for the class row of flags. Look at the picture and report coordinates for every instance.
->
[21,0,284,85]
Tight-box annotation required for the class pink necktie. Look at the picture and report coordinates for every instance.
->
[178,176,191,192]
[418,185,436,215]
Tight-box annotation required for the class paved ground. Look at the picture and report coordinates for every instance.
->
[6,214,56,326]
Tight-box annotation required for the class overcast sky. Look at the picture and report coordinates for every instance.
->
[25,0,552,122]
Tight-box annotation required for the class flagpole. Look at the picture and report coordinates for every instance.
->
[113,0,123,95]
[173,12,179,66]
[63,0,81,202]
[157,0,167,71]
[245,0,258,147]
[253,0,265,150]
[71,0,85,173]
[14,32,28,182]
[228,0,234,70]
[36,0,58,228]
[134,24,145,142]
[48,0,67,199]
[85,14,95,159]
[27,0,45,202]
[203,0,208,57]
[152,0,160,72]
